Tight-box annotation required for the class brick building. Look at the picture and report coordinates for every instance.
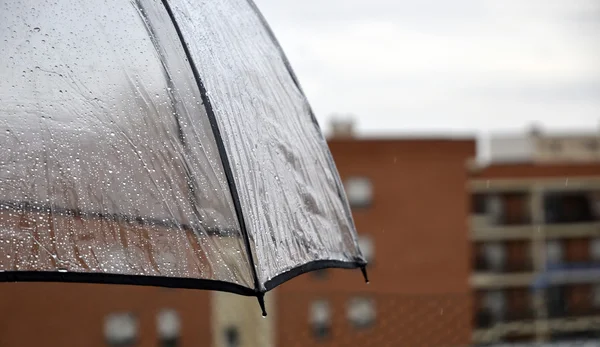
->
[275,125,600,346]
[470,130,600,344]
[275,131,477,347]
[0,282,211,346]
[471,163,600,344]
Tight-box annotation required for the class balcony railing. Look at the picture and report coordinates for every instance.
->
[546,307,600,319]
[473,256,534,274]
[471,222,600,241]
[474,309,536,329]
[474,314,600,343]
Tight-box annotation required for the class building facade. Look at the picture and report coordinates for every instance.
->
[470,162,600,344]
[0,282,212,347]
[275,135,477,347]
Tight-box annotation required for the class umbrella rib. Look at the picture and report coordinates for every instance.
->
[160,0,264,310]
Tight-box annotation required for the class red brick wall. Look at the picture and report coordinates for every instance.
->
[276,139,476,347]
[0,283,211,347]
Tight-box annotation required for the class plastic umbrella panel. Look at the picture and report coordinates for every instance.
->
[0,0,365,294]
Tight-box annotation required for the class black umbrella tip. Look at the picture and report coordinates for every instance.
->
[360,265,369,284]
[257,293,267,317]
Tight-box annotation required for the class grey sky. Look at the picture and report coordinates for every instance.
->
[255,0,600,136]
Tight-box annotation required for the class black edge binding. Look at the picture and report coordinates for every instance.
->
[160,0,263,309]
[257,292,267,317]
[0,271,256,296]
[360,265,370,284]
[264,260,366,292]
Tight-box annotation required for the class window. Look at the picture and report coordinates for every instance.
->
[591,192,600,219]
[546,286,567,318]
[224,326,240,347]
[472,193,487,215]
[310,300,331,339]
[546,240,564,266]
[593,285,600,308]
[104,312,138,347]
[544,192,595,224]
[482,242,505,272]
[584,139,599,151]
[591,238,600,261]
[358,235,374,263]
[347,297,376,329]
[345,177,372,208]
[486,194,503,225]
[157,309,181,347]
[312,269,328,280]
[483,290,506,322]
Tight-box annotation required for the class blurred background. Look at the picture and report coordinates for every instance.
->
[2,0,600,346]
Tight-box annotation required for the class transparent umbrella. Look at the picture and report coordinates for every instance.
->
[0,0,367,315]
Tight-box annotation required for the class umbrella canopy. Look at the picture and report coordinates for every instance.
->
[0,0,367,314]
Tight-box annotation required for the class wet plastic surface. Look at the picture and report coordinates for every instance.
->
[0,0,364,292]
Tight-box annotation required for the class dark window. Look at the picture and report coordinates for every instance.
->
[474,309,493,329]
[157,309,180,347]
[593,284,600,308]
[592,238,600,261]
[483,290,506,323]
[312,269,328,280]
[486,193,532,226]
[160,338,178,347]
[552,331,600,341]
[474,242,506,272]
[500,193,531,225]
[544,192,595,223]
[312,324,329,340]
[546,285,567,318]
[472,193,487,214]
[224,326,239,347]
[310,300,331,340]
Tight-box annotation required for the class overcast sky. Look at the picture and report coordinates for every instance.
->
[255,0,600,137]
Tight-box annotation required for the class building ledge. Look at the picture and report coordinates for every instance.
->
[473,315,600,343]
[470,272,535,288]
[469,177,600,193]
[471,222,600,241]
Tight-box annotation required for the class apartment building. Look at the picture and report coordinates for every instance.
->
[471,130,600,344]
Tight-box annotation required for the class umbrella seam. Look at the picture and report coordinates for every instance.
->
[160,0,262,295]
